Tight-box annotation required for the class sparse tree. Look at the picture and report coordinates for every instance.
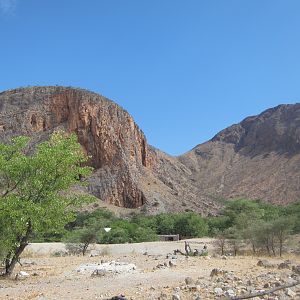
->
[272,217,294,257]
[225,226,242,256]
[0,132,92,276]
[66,228,98,256]
[213,229,227,255]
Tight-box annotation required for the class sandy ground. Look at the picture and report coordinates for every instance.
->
[0,239,299,300]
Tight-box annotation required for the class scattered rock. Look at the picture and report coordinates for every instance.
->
[154,263,169,270]
[185,277,194,285]
[257,260,276,268]
[278,262,291,270]
[91,269,107,277]
[105,296,127,300]
[169,260,177,267]
[214,287,223,296]
[285,288,296,298]
[225,289,236,297]
[15,271,29,280]
[210,268,225,277]
[76,261,136,275]
[292,265,300,275]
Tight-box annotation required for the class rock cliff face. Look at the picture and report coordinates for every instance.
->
[0,87,154,208]
[1,87,299,214]
[178,104,300,205]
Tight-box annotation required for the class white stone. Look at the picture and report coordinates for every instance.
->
[214,287,223,296]
[75,261,137,275]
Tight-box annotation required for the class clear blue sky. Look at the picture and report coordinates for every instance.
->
[1,1,300,155]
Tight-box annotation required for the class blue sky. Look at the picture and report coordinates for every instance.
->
[1,1,300,155]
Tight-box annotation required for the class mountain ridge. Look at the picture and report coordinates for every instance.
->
[1,86,299,214]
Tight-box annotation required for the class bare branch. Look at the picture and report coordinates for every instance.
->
[222,280,300,300]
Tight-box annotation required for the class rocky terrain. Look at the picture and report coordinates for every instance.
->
[0,86,299,214]
[0,239,299,300]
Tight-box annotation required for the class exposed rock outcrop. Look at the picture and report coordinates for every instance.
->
[0,87,153,208]
[1,87,299,214]
[179,104,300,205]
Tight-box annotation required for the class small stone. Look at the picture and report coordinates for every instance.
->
[285,288,296,298]
[188,285,198,292]
[169,261,177,267]
[185,277,194,285]
[274,282,281,287]
[91,269,107,277]
[210,268,225,277]
[257,259,276,268]
[292,265,300,275]
[225,289,235,297]
[278,262,291,270]
[214,287,223,296]
[15,271,29,280]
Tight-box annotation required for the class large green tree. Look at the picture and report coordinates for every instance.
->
[0,132,92,276]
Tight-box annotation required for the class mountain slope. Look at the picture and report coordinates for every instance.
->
[1,87,299,215]
[179,104,300,205]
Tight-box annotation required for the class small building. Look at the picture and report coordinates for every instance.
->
[157,234,180,241]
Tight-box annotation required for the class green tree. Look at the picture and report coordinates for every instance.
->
[271,216,294,257]
[155,213,176,235]
[65,227,98,256]
[213,228,227,256]
[280,202,300,233]
[224,226,243,256]
[174,212,208,238]
[0,132,92,275]
[222,199,265,229]
[206,215,231,236]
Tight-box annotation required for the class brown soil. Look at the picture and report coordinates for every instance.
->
[0,239,299,300]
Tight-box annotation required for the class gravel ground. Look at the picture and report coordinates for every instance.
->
[0,239,299,300]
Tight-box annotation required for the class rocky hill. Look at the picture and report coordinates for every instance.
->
[179,104,300,206]
[0,87,299,215]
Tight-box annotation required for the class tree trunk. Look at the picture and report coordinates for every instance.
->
[271,241,276,256]
[266,240,270,256]
[82,243,89,256]
[5,220,32,276]
[279,239,283,257]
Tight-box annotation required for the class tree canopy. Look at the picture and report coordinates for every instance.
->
[0,132,92,275]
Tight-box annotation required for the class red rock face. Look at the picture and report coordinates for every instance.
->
[1,87,300,215]
[0,87,153,208]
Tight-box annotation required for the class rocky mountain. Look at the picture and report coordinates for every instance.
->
[0,87,299,215]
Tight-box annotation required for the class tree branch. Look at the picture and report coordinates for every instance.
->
[222,280,300,300]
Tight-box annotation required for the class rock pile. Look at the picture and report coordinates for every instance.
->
[159,260,300,299]
[75,261,136,276]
